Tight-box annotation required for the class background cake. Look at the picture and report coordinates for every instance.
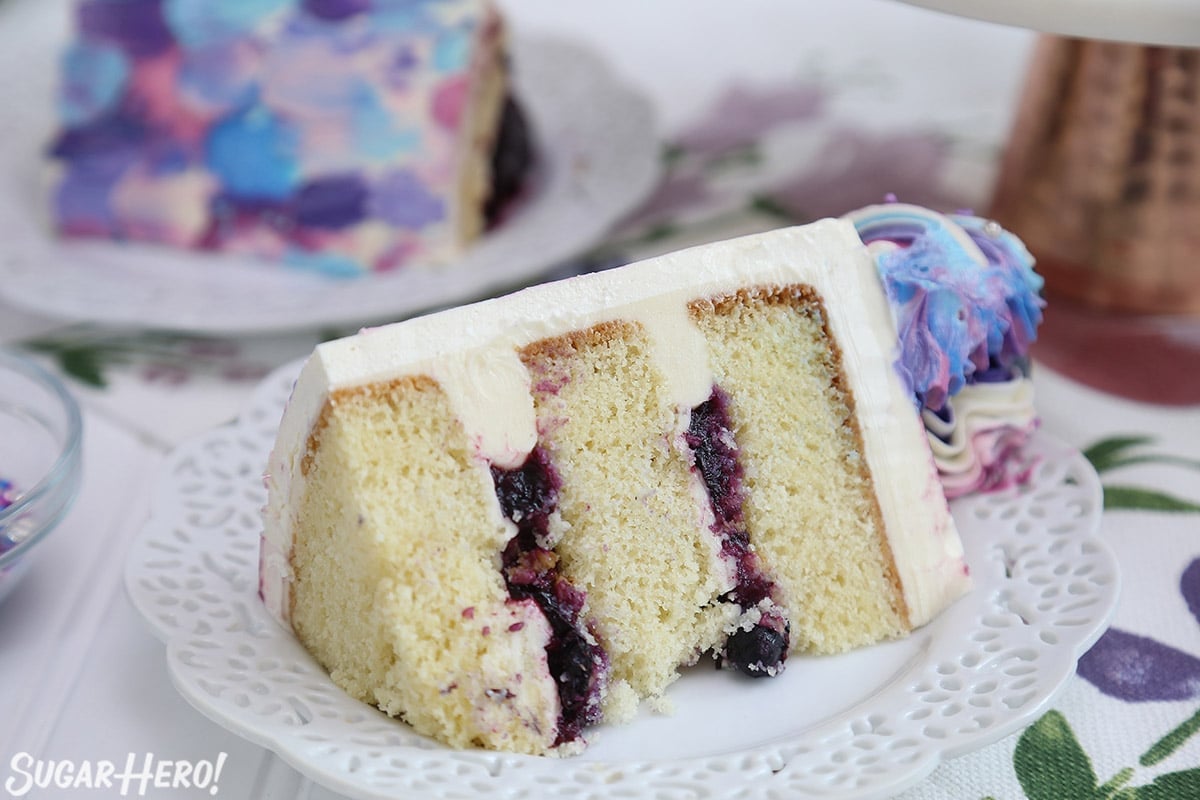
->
[46,0,533,275]
[260,217,972,755]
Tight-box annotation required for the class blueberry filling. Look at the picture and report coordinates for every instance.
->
[484,95,535,227]
[684,386,791,678]
[491,449,607,746]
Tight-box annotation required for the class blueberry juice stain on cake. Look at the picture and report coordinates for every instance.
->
[684,387,790,678]
[490,448,608,746]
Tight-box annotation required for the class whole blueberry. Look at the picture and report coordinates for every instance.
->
[726,624,788,678]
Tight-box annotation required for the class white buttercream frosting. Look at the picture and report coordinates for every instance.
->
[925,378,1040,498]
[261,218,970,630]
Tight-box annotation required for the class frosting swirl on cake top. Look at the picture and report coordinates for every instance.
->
[846,203,1046,498]
[848,203,1044,412]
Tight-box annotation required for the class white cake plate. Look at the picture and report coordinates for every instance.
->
[124,358,1119,800]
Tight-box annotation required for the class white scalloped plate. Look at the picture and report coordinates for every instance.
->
[0,2,659,333]
[125,360,1118,800]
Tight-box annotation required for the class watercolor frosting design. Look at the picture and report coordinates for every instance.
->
[848,203,1046,498]
[47,0,514,275]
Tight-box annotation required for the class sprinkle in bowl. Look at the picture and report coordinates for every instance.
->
[0,349,82,604]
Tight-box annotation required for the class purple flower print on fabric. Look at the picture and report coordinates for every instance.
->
[1078,629,1200,702]
[1078,558,1200,702]
[625,171,718,232]
[675,84,825,157]
[1183,558,1200,624]
[765,129,962,222]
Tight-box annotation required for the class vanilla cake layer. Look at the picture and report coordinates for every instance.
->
[521,324,734,716]
[261,219,972,754]
[695,288,908,653]
[290,376,560,753]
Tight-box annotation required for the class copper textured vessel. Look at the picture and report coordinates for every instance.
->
[991,36,1200,315]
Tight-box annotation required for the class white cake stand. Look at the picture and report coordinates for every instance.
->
[892,0,1200,47]
[894,0,1200,403]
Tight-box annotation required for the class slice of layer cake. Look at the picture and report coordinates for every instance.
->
[47,0,533,274]
[260,218,972,755]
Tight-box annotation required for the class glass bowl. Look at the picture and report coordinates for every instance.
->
[0,349,83,604]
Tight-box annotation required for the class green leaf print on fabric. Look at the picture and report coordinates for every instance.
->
[994,708,1200,800]
[19,327,276,389]
[1082,435,1200,513]
[56,345,107,388]
[1101,487,1200,513]
[1122,768,1200,799]
[1014,711,1099,800]
[1083,436,1156,473]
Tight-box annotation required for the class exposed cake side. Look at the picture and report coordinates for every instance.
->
[288,376,561,754]
[693,287,912,654]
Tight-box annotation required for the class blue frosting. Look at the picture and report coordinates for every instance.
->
[432,29,471,71]
[178,42,258,112]
[163,0,292,49]
[851,204,1045,412]
[351,83,421,160]
[284,249,364,278]
[958,218,1045,366]
[370,0,451,33]
[59,40,130,126]
[204,104,300,200]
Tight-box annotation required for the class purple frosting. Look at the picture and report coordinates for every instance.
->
[49,110,148,160]
[78,0,175,58]
[292,174,370,229]
[370,169,445,229]
[304,0,372,20]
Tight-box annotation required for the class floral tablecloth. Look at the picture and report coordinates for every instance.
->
[2,1,1199,798]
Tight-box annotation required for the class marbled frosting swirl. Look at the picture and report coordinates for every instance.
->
[847,203,1045,497]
